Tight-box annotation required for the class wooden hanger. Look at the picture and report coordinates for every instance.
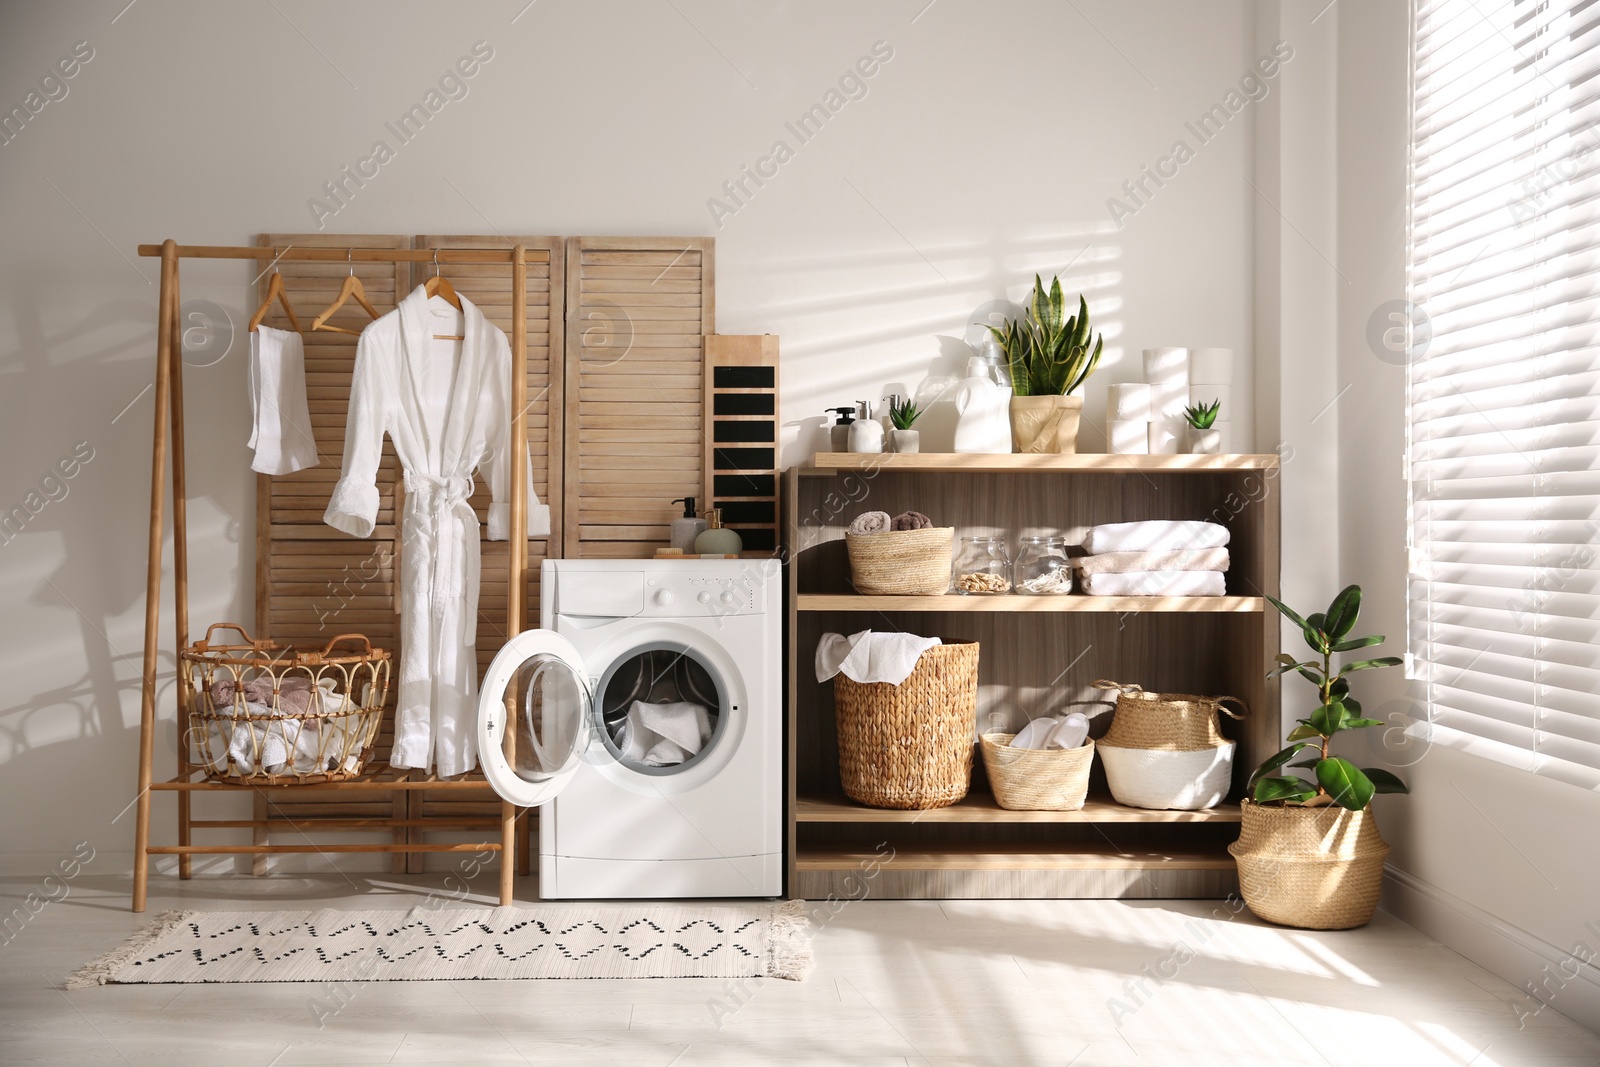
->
[311,249,382,336]
[424,249,465,341]
[248,269,302,333]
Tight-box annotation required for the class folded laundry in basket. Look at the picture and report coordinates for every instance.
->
[615,701,712,767]
[1082,570,1227,597]
[815,630,943,686]
[1082,520,1230,555]
[1076,548,1229,575]
[848,511,893,536]
[211,673,317,715]
[1010,712,1090,750]
[891,511,933,531]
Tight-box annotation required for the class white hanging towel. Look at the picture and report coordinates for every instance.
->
[247,326,319,475]
[1082,520,1230,554]
[324,285,552,778]
[815,630,943,686]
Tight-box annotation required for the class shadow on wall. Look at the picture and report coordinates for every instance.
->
[760,225,1124,465]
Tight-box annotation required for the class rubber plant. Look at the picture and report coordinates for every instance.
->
[1248,584,1409,810]
[982,275,1103,397]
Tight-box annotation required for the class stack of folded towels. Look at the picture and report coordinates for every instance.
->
[1076,520,1230,596]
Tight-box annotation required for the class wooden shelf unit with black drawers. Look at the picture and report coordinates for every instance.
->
[782,453,1282,899]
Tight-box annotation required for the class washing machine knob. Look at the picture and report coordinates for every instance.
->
[720,590,738,606]
[654,589,675,606]
[696,591,712,604]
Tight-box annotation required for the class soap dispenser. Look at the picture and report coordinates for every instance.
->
[669,497,707,552]
[826,406,857,452]
[848,400,884,453]
[694,509,743,555]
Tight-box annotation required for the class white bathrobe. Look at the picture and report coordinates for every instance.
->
[323,285,551,778]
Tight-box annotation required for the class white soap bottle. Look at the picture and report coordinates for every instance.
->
[849,400,884,453]
[953,354,1013,453]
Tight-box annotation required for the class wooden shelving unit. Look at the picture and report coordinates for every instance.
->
[783,452,1281,900]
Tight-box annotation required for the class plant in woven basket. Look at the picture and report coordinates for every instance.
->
[981,275,1104,397]
[1183,398,1221,429]
[1247,585,1408,811]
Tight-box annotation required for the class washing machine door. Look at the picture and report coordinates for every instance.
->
[477,629,593,807]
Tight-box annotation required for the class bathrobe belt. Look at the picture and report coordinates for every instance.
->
[403,471,477,618]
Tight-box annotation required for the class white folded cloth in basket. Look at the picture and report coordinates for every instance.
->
[1082,520,1230,554]
[815,630,942,686]
[1010,712,1090,750]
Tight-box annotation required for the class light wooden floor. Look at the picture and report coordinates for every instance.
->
[2,873,1597,1065]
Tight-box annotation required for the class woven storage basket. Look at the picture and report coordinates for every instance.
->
[1093,679,1246,751]
[846,526,955,595]
[979,733,1094,811]
[180,623,391,785]
[1098,742,1234,811]
[833,640,978,809]
[1228,799,1391,929]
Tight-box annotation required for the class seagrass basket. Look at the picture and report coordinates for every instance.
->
[180,623,391,784]
[1229,799,1391,929]
[846,527,955,595]
[1093,679,1246,751]
[979,733,1094,811]
[833,640,978,809]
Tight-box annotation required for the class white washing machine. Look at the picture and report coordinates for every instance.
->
[477,558,782,899]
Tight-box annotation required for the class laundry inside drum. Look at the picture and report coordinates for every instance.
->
[599,647,723,770]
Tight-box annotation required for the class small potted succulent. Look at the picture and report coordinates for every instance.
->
[886,395,923,454]
[1229,585,1408,930]
[1182,399,1223,454]
[982,275,1103,454]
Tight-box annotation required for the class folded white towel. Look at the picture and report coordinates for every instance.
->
[815,630,942,686]
[1082,570,1227,596]
[1082,520,1230,554]
[848,511,892,536]
[615,700,713,767]
[1009,712,1090,750]
[227,702,297,773]
[1076,548,1230,575]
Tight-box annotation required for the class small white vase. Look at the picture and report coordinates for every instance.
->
[1184,426,1222,455]
[889,428,920,454]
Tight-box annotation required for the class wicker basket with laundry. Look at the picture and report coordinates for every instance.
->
[180,623,392,784]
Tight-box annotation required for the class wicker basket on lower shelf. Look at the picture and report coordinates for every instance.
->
[833,640,978,809]
[180,623,391,785]
[979,733,1095,811]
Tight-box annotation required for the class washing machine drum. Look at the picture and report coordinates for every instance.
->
[477,630,593,807]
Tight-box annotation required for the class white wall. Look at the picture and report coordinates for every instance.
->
[0,0,1263,872]
[1333,0,1600,1034]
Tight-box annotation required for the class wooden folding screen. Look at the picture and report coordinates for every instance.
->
[563,237,715,559]
[704,334,780,553]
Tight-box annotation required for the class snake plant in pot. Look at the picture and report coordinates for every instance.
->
[1228,584,1408,930]
[982,275,1103,453]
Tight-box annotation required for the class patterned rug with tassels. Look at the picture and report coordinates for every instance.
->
[68,902,812,987]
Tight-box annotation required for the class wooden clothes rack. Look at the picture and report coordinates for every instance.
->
[130,240,535,912]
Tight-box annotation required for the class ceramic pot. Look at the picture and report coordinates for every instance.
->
[888,428,921,454]
[1184,426,1223,455]
[1228,799,1390,929]
[1009,395,1083,454]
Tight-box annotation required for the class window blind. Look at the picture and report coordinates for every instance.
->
[1409,0,1600,791]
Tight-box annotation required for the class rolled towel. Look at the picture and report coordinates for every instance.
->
[1077,548,1230,575]
[891,511,933,531]
[848,511,892,536]
[1082,520,1230,554]
[1082,570,1227,596]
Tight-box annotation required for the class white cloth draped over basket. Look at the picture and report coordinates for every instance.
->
[323,285,551,778]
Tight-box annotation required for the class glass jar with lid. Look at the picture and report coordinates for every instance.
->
[1013,536,1073,595]
[953,535,1012,594]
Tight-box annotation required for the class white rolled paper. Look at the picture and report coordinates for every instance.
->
[1148,420,1180,455]
[1190,347,1234,384]
[1188,383,1232,416]
[1143,347,1189,384]
[1110,419,1151,454]
[1107,382,1153,420]
[1151,379,1190,422]
[1212,419,1233,452]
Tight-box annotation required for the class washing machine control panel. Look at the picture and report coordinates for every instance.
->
[642,572,766,617]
